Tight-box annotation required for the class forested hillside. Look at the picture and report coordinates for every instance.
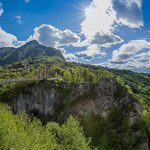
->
[0,43,149,149]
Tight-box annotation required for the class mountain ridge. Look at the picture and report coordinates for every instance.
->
[0,40,65,65]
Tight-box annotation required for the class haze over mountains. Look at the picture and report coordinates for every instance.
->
[0,40,65,65]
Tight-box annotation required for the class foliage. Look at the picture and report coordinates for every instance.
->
[63,70,72,81]
[0,55,149,149]
[107,68,150,140]
[82,108,144,150]
[0,103,93,150]
[0,41,65,66]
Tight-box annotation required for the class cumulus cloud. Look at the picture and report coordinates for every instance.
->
[97,40,150,70]
[75,44,106,61]
[132,51,150,68]
[63,53,77,62]
[91,33,123,47]
[28,24,80,48]
[0,2,4,16]
[110,40,150,64]
[58,48,77,62]
[81,0,117,45]
[80,0,143,48]
[0,27,24,47]
[15,16,22,24]
[112,0,143,28]
[0,27,25,48]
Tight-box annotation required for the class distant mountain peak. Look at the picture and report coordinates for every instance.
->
[22,40,41,49]
[26,40,39,45]
[0,40,65,65]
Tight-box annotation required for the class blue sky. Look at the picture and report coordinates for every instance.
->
[0,0,150,73]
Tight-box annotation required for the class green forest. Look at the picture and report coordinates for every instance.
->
[0,103,93,150]
[0,59,150,149]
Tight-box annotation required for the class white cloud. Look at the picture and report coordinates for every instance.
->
[25,0,30,3]
[63,53,77,62]
[58,47,66,54]
[80,0,143,48]
[0,24,80,50]
[91,33,123,47]
[15,16,22,24]
[58,48,78,62]
[81,0,116,40]
[15,16,21,20]
[110,40,150,64]
[28,24,80,48]
[75,44,106,61]
[133,51,150,68]
[0,27,25,48]
[97,40,150,69]
[112,0,143,28]
[0,2,4,16]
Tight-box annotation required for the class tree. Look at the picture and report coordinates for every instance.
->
[47,116,93,150]
[82,68,90,82]
[63,70,72,81]
[73,66,84,82]
[0,104,93,150]
[116,76,124,85]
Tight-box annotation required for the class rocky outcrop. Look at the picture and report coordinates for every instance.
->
[13,78,149,150]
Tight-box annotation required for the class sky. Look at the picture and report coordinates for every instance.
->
[0,0,150,73]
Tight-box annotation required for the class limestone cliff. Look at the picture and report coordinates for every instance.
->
[13,78,149,150]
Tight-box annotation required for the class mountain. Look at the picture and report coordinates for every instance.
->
[0,40,65,65]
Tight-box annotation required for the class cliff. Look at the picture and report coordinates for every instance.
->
[13,78,149,150]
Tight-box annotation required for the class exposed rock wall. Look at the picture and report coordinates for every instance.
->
[13,78,149,150]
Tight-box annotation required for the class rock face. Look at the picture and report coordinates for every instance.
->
[13,78,149,150]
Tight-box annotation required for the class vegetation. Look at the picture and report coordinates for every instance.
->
[107,68,150,142]
[0,103,93,150]
[82,106,145,149]
[0,43,149,149]
[0,40,65,66]
[0,61,113,103]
